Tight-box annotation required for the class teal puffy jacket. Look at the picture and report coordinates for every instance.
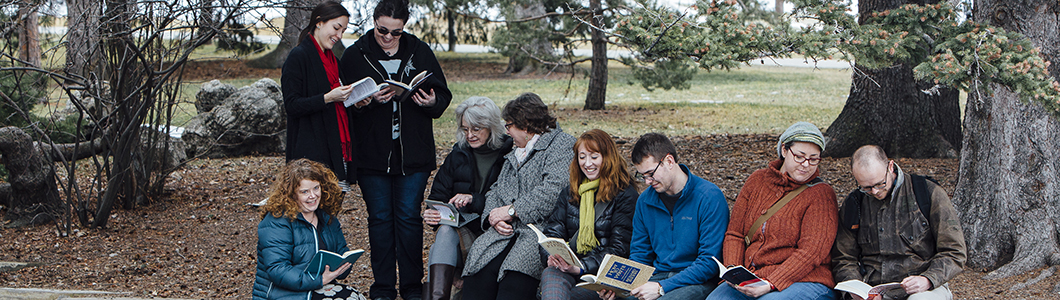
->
[253,211,350,300]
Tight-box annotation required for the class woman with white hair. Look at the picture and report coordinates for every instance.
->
[421,96,513,300]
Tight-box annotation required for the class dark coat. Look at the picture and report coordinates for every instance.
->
[542,184,639,274]
[427,136,513,235]
[832,164,966,289]
[339,31,452,175]
[253,211,351,300]
[281,37,356,181]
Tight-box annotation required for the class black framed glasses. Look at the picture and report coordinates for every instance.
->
[504,123,515,130]
[634,160,664,182]
[787,148,821,166]
[376,26,404,37]
[858,163,891,193]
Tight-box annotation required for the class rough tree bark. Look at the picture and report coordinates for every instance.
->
[953,0,1060,279]
[0,127,60,227]
[246,0,322,69]
[17,0,42,68]
[822,0,962,158]
[64,0,103,81]
[584,0,607,110]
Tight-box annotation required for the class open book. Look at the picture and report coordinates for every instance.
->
[384,70,432,101]
[576,254,655,297]
[834,280,903,299]
[304,249,365,277]
[527,223,584,270]
[712,256,769,288]
[343,77,384,107]
[424,199,479,227]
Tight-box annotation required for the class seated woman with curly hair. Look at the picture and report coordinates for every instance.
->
[253,159,365,300]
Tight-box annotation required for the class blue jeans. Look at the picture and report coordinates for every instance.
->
[359,172,429,299]
[706,281,836,300]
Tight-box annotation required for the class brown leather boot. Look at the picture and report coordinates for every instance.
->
[425,264,455,300]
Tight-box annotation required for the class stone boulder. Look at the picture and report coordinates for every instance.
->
[183,78,286,158]
[194,80,237,114]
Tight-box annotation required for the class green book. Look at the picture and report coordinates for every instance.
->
[304,249,365,277]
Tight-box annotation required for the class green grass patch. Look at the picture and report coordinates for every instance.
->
[435,62,851,145]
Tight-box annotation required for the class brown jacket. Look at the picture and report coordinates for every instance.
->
[832,164,967,289]
[724,159,838,291]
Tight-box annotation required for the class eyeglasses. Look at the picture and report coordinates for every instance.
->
[504,123,515,130]
[460,126,485,135]
[787,148,821,166]
[634,160,664,182]
[858,164,890,193]
[376,26,403,37]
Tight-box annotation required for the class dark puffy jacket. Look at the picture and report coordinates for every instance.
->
[253,211,350,300]
[427,136,513,235]
[339,31,451,175]
[543,184,639,274]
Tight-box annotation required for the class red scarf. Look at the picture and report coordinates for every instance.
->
[312,38,352,162]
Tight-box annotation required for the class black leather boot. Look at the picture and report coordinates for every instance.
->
[425,264,456,300]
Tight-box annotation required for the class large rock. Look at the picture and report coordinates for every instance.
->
[183,78,286,158]
[194,80,237,114]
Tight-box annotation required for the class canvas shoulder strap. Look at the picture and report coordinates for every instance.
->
[744,178,821,246]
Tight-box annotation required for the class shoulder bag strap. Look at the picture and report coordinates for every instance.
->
[745,184,811,246]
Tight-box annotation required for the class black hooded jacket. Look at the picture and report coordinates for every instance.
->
[339,31,452,175]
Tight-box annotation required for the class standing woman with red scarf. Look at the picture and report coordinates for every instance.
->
[281,1,367,192]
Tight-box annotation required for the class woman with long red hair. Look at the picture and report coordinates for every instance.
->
[538,129,640,300]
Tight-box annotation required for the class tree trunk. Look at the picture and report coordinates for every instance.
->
[17,0,42,68]
[775,0,784,13]
[246,0,317,69]
[954,0,1060,279]
[823,0,962,159]
[0,127,60,227]
[447,8,456,52]
[92,0,147,228]
[64,0,103,82]
[504,2,553,75]
[584,0,607,110]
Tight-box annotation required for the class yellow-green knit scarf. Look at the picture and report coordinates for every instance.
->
[576,178,601,254]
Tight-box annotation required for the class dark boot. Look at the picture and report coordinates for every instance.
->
[426,264,455,300]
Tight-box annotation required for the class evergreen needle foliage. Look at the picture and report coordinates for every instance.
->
[610,0,1060,114]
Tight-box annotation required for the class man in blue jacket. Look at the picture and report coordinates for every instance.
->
[616,133,729,300]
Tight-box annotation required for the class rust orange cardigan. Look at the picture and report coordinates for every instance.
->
[723,159,838,291]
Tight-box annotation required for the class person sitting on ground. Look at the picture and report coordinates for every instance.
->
[253,159,363,300]
[421,97,513,300]
[460,92,576,300]
[601,132,729,300]
[705,121,838,300]
[539,129,639,300]
[832,145,966,300]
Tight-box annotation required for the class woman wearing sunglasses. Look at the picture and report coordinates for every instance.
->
[339,1,452,300]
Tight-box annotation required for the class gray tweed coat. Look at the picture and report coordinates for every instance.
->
[461,127,576,281]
